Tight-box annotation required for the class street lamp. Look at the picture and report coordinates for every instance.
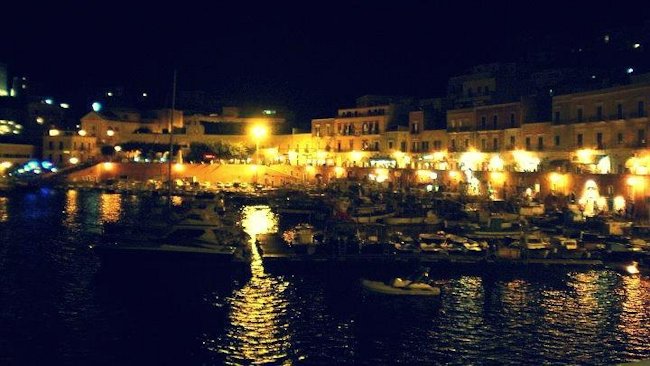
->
[251,124,268,164]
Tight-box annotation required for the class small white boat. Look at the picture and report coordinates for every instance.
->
[361,279,441,296]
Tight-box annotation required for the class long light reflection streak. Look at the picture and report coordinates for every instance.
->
[0,196,8,222]
[218,205,293,364]
[99,193,122,223]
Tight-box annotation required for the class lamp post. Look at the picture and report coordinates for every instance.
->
[251,124,268,165]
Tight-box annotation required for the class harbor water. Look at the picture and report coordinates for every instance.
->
[1,188,650,365]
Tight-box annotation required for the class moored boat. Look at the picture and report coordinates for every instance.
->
[361,278,441,296]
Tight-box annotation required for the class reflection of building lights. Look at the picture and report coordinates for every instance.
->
[69,157,79,164]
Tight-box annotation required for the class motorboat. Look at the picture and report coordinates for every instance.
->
[419,232,447,253]
[384,210,441,226]
[361,279,441,296]
[361,268,441,296]
[389,231,419,253]
[91,224,245,267]
[91,200,250,267]
[282,223,323,254]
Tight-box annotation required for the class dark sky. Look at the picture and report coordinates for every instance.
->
[2,1,648,127]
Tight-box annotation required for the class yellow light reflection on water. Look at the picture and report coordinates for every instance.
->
[0,196,7,222]
[218,205,295,364]
[99,193,122,223]
[64,190,78,226]
[618,275,650,346]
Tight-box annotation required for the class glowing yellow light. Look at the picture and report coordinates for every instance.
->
[549,172,561,184]
[576,149,595,164]
[102,162,113,170]
[334,166,345,177]
[114,145,122,152]
[459,150,485,171]
[490,171,505,184]
[350,150,363,162]
[627,262,640,275]
[614,196,626,212]
[251,124,268,140]
[627,176,644,187]
[449,170,460,179]
[393,151,404,159]
[306,165,316,174]
[288,150,298,162]
[597,156,611,174]
[0,161,12,169]
[69,157,79,164]
[433,151,447,160]
[316,150,327,160]
[173,163,184,172]
[49,129,60,136]
[626,156,650,175]
[512,150,540,172]
[106,129,115,137]
[78,129,87,136]
[488,154,504,171]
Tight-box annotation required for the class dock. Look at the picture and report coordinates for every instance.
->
[256,234,604,267]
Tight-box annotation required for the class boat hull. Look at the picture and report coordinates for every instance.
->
[361,279,441,296]
[91,244,241,270]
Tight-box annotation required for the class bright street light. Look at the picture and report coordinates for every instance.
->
[250,124,268,164]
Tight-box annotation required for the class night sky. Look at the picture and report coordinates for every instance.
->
[2,1,648,127]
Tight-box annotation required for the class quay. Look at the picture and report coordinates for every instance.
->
[257,233,605,268]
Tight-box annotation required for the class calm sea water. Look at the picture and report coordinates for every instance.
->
[1,188,650,365]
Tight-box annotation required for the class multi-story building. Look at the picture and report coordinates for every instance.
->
[41,130,98,165]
